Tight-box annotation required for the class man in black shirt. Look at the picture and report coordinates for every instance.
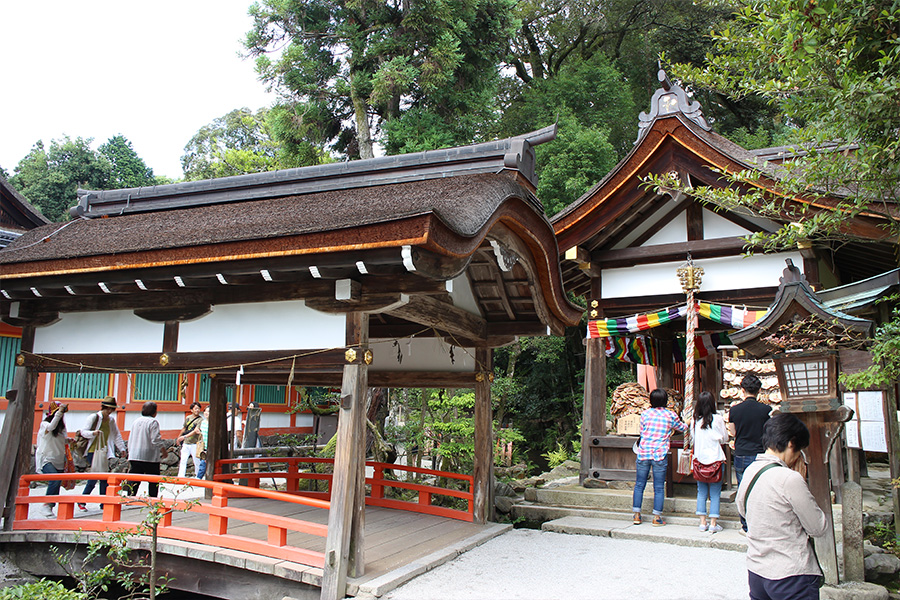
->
[727,374,771,532]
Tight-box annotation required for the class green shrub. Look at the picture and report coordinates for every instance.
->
[0,580,86,600]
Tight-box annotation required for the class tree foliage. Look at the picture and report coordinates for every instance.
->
[99,135,155,189]
[668,0,900,387]
[244,0,517,159]
[180,107,321,181]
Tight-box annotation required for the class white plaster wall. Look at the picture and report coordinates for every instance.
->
[178,300,346,352]
[642,211,687,245]
[601,251,803,298]
[703,209,753,239]
[33,311,164,354]
[369,337,476,372]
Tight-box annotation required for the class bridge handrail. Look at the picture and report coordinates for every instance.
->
[214,457,474,521]
[15,473,329,569]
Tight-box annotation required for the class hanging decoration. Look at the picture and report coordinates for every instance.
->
[677,257,703,429]
[697,302,767,329]
[602,335,658,365]
[672,332,733,361]
[587,302,767,338]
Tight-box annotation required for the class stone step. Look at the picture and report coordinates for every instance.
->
[523,484,743,518]
[511,501,743,529]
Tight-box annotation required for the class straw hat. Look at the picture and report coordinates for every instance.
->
[100,396,118,409]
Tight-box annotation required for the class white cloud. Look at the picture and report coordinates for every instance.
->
[0,0,276,179]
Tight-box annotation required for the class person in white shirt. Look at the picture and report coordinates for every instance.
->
[35,401,68,518]
[126,402,168,497]
[691,391,729,533]
[78,396,126,510]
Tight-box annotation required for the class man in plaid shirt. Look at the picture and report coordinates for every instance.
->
[632,389,687,526]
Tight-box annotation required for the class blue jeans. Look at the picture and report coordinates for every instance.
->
[734,454,756,531]
[197,459,207,479]
[696,479,723,518]
[81,452,108,497]
[633,458,667,515]
[749,571,821,600]
[41,463,62,497]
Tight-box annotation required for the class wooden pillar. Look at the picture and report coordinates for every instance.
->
[581,336,606,483]
[882,385,900,540]
[207,376,227,482]
[802,412,839,584]
[473,347,494,523]
[321,313,368,600]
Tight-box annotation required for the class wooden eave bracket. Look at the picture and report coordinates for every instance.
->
[564,246,601,277]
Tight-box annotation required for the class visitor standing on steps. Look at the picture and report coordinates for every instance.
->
[632,388,687,527]
[691,391,728,533]
[728,374,771,533]
[35,401,68,518]
[736,413,826,600]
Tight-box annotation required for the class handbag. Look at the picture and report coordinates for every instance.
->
[692,457,723,483]
[62,444,76,490]
[72,414,98,456]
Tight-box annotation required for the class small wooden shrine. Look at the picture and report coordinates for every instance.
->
[0,127,582,599]
[551,70,898,488]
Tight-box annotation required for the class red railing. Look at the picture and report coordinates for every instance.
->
[14,473,329,569]
[214,457,474,522]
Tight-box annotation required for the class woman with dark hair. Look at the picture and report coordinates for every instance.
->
[35,401,68,518]
[691,391,728,533]
[736,413,826,600]
[632,388,687,526]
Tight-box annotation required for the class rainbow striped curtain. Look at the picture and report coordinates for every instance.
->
[673,332,733,361]
[603,336,658,365]
[587,302,766,339]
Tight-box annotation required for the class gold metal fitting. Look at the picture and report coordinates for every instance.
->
[16,354,24,366]
[475,372,485,382]
[345,348,358,363]
[590,300,599,308]
[489,373,495,382]
[590,310,598,318]
[159,353,170,366]
[364,349,373,365]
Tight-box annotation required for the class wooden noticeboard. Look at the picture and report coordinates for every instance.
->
[843,391,889,453]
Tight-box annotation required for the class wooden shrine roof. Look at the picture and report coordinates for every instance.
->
[0,175,48,247]
[0,129,582,346]
[552,71,898,302]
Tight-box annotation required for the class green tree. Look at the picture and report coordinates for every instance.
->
[10,137,110,222]
[181,107,316,181]
[668,0,900,387]
[243,0,517,159]
[99,135,155,189]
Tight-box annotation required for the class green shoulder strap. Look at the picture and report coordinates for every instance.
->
[742,462,783,508]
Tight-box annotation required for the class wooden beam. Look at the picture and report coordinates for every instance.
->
[581,336,607,484]
[0,364,38,529]
[686,201,703,242]
[135,305,212,323]
[387,295,487,341]
[17,348,348,373]
[473,347,493,523]
[594,236,754,269]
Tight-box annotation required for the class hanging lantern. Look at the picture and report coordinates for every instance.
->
[772,349,838,412]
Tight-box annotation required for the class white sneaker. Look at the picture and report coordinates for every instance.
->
[41,504,55,519]
[709,524,723,534]
[698,523,708,532]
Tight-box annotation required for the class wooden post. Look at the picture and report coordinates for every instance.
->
[1,364,39,530]
[581,336,606,484]
[882,386,900,540]
[473,347,493,523]
[802,412,839,585]
[321,312,368,600]
[207,376,226,496]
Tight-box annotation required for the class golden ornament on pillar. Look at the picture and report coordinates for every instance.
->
[159,353,170,366]
[345,348,358,363]
[364,349,373,365]
[16,354,24,366]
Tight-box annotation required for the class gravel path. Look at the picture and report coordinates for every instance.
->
[382,528,749,600]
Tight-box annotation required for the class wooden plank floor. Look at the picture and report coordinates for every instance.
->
[76,496,488,588]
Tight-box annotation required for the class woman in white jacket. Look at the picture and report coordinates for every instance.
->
[692,391,729,533]
[35,401,68,518]
[78,396,126,510]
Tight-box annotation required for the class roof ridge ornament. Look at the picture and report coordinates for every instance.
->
[636,69,710,143]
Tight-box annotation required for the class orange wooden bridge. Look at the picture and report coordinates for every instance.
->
[4,460,501,599]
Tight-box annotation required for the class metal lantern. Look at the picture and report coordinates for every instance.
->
[772,349,839,412]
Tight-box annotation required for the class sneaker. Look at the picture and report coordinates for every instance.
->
[698,522,708,532]
[41,504,55,519]
[709,524,723,534]
[77,503,87,512]
[738,528,747,536]
[651,516,665,527]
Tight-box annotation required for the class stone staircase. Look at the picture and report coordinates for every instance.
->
[510,482,745,530]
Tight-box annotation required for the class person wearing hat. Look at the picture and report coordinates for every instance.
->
[35,401,68,518]
[78,396,126,510]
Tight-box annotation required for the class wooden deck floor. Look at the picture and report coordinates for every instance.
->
[6,494,504,599]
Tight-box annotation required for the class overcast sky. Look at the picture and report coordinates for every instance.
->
[0,1,276,180]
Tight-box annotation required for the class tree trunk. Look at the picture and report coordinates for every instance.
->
[351,83,374,160]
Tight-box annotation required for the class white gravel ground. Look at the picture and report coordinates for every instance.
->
[382,528,750,600]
